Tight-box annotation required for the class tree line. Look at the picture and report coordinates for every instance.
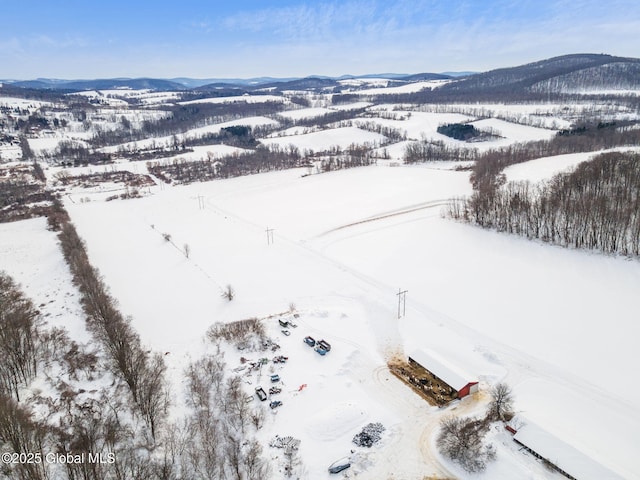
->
[89,101,287,148]
[54,208,169,441]
[449,151,640,256]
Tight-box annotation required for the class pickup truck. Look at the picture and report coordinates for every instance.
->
[255,387,267,401]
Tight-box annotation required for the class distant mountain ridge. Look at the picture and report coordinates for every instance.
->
[3,53,639,96]
[3,72,454,92]
[439,53,640,95]
[8,78,186,91]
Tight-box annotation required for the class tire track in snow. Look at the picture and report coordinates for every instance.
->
[317,199,449,237]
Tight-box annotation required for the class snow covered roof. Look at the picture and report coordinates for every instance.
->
[408,349,476,391]
[514,419,625,480]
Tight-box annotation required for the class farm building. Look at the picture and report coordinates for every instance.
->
[407,349,478,399]
[512,419,624,480]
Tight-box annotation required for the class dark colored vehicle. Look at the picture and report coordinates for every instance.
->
[255,387,267,401]
[328,457,351,474]
[270,374,280,382]
[315,339,331,355]
[269,400,283,409]
[304,336,316,347]
[269,386,282,395]
[279,319,289,327]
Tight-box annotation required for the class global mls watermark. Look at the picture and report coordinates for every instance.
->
[47,452,116,464]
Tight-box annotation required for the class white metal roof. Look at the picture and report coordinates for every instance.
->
[408,349,476,391]
[514,419,625,480]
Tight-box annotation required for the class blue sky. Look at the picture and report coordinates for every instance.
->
[2,0,639,79]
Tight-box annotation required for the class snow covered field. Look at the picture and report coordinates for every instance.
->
[29,160,633,479]
[261,126,385,152]
[2,83,639,478]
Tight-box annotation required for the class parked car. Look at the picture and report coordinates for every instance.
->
[281,329,290,336]
[269,400,283,409]
[255,387,267,401]
[278,319,289,328]
[328,457,351,474]
[303,336,316,347]
[270,374,280,382]
[315,340,331,355]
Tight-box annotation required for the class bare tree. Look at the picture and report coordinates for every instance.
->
[0,273,40,401]
[0,394,50,480]
[183,243,191,258]
[488,383,514,421]
[243,440,271,480]
[222,285,235,301]
[137,352,169,441]
[437,416,495,473]
[283,445,303,478]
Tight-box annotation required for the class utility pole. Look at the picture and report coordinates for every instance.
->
[197,195,205,210]
[396,288,408,319]
[265,227,274,245]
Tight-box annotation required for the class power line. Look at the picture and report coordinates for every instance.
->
[396,288,408,319]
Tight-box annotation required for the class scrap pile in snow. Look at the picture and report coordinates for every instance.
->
[352,422,386,448]
[270,435,301,454]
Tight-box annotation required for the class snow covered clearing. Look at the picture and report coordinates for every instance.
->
[44,159,637,479]
[330,101,372,110]
[0,217,89,343]
[354,111,474,143]
[504,146,640,183]
[67,90,130,107]
[0,96,53,109]
[346,79,450,95]
[261,126,385,152]
[469,118,558,148]
[179,94,286,106]
[0,144,22,161]
[100,116,279,153]
[337,78,391,88]
[277,107,332,120]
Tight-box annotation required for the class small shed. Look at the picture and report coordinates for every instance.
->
[408,349,478,399]
[513,419,624,480]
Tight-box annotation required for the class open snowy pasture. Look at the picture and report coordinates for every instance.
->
[504,146,640,183]
[469,118,558,148]
[67,90,130,107]
[315,201,639,479]
[277,106,333,120]
[337,78,392,88]
[354,111,474,141]
[0,144,21,161]
[57,160,640,478]
[179,94,287,106]
[345,79,451,95]
[99,116,280,153]
[0,217,89,344]
[260,126,385,152]
[90,88,182,105]
[421,101,640,128]
[0,96,54,110]
[329,101,372,111]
